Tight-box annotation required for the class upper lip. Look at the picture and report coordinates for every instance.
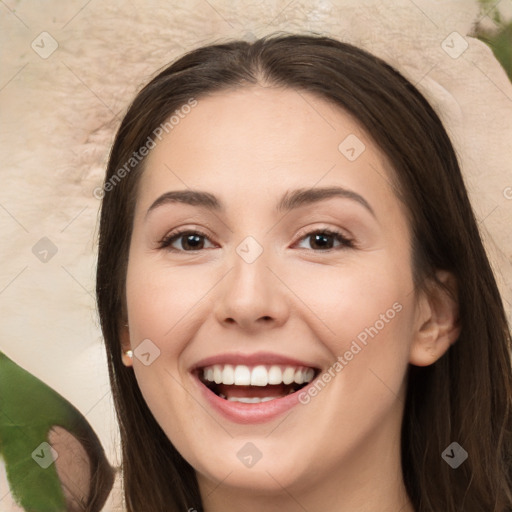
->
[190,351,320,372]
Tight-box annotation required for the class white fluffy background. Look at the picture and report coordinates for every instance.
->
[1,0,511,509]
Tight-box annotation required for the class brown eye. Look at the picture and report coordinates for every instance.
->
[159,230,214,252]
[295,229,353,251]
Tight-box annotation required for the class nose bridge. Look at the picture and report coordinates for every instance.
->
[214,234,288,329]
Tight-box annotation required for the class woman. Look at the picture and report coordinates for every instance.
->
[95,33,512,511]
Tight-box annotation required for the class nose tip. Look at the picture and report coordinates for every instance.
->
[214,253,289,331]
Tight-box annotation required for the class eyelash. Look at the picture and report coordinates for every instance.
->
[158,227,355,253]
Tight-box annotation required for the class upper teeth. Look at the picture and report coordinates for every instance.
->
[202,364,315,386]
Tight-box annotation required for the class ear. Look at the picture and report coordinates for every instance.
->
[120,321,133,367]
[409,270,461,366]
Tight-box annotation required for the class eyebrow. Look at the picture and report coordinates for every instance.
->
[145,186,376,219]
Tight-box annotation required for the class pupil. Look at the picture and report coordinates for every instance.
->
[312,233,332,249]
[184,234,203,249]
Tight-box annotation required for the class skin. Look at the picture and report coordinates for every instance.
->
[121,85,460,512]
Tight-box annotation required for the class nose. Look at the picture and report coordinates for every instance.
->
[214,245,290,332]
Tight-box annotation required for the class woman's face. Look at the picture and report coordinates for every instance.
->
[123,86,427,501]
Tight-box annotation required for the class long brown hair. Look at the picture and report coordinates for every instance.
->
[95,33,512,511]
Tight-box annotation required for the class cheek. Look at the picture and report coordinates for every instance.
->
[321,261,416,408]
[124,256,220,429]
[125,257,215,348]
[293,254,414,350]
[293,254,417,420]
[288,260,416,459]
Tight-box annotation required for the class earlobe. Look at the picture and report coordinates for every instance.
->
[409,271,460,367]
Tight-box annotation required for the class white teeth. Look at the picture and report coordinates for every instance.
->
[201,364,316,386]
[250,365,268,386]
[213,365,223,384]
[294,368,304,385]
[304,368,315,382]
[233,365,251,385]
[268,365,282,385]
[282,367,295,385]
[222,364,235,385]
[227,396,277,403]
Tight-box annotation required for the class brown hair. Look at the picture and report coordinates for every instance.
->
[95,33,512,511]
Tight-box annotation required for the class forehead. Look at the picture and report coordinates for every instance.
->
[136,85,401,220]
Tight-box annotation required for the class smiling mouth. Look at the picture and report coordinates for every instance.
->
[196,364,319,403]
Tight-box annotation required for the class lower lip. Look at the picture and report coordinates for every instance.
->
[192,374,312,424]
